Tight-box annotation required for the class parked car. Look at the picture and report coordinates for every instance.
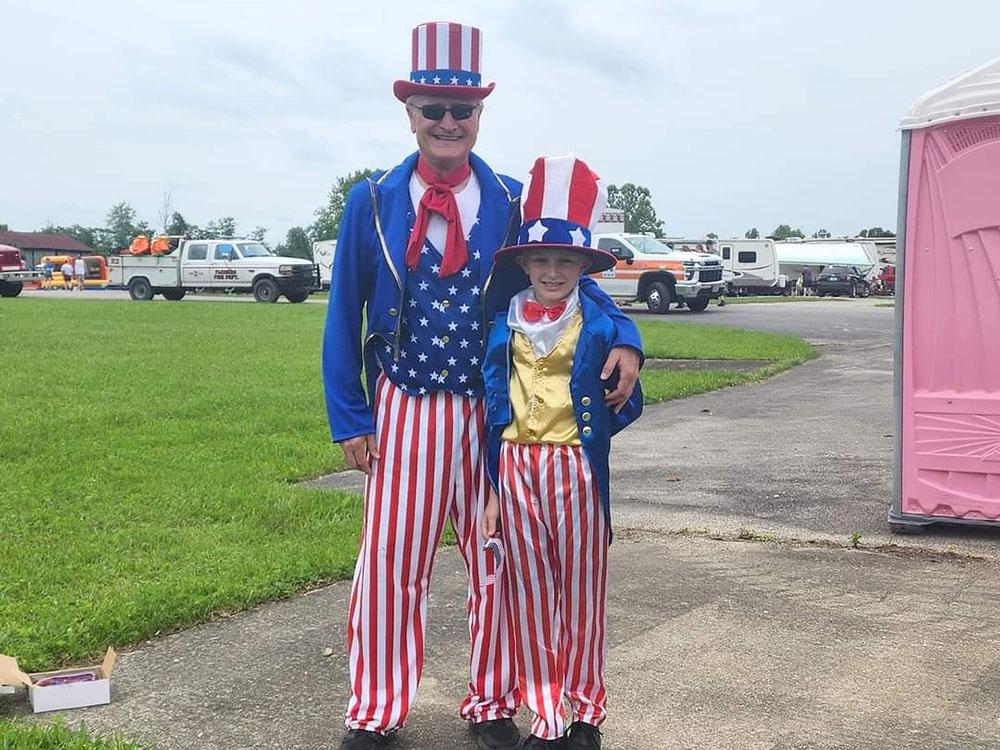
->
[816,265,870,297]
[873,264,895,296]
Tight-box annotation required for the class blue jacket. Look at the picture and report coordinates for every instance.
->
[322,151,643,442]
[482,284,644,532]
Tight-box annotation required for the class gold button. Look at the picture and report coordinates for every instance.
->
[441,336,449,344]
[581,396,591,406]
[388,307,399,316]
[442,300,450,308]
[582,426,592,436]
[441,369,449,378]
[582,412,591,422]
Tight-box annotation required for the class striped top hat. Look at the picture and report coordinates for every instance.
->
[393,21,496,102]
[494,155,617,273]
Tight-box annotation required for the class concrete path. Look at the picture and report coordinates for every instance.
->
[8,299,1000,749]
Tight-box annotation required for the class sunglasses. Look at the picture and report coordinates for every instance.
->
[410,103,481,121]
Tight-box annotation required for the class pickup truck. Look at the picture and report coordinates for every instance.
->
[0,245,43,297]
[108,239,320,303]
[591,233,725,312]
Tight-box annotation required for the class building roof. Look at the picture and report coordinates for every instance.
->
[0,231,93,253]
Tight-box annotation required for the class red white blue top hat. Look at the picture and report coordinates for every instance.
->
[493,155,617,273]
[393,21,496,102]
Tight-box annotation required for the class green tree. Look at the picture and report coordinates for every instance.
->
[813,228,831,238]
[104,202,150,252]
[771,224,805,240]
[606,183,665,236]
[43,223,102,252]
[203,217,237,238]
[166,212,193,236]
[248,226,267,242]
[858,226,895,238]
[0,223,8,232]
[276,226,313,259]
[313,168,381,240]
[744,227,759,239]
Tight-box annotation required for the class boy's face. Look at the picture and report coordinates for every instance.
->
[516,249,590,307]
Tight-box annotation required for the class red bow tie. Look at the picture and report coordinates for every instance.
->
[522,299,567,323]
[405,157,471,278]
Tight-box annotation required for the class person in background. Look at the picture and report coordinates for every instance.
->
[73,255,87,291]
[60,259,73,291]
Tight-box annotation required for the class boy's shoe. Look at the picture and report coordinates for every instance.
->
[470,718,521,750]
[565,722,601,749]
[522,735,566,749]
[339,729,391,749]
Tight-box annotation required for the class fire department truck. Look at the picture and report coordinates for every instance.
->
[108,238,319,303]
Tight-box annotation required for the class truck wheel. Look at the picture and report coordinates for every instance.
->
[646,282,672,314]
[128,277,154,301]
[687,295,710,312]
[284,289,309,303]
[253,278,279,303]
[0,281,23,297]
[161,289,186,301]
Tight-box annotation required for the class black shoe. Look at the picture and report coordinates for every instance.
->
[565,722,601,749]
[522,735,565,749]
[470,718,521,750]
[339,729,390,749]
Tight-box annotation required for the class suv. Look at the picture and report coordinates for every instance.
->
[816,265,870,297]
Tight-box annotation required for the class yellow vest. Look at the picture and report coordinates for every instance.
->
[501,311,582,445]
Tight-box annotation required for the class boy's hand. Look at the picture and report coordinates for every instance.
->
[602,346,641,412]
[482,489,501,540]
[340,434,380,475]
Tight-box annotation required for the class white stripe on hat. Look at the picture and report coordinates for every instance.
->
[417,25,427,70]
[589,177,609,230]
[539,155,574,224]
[435,22,449,70]
[461,24,472,71]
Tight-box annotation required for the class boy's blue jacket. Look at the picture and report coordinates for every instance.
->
[481,284,644,531]
[322,150,644,442]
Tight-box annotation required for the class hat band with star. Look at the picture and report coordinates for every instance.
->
[493,154,617,274]
[393,21,496,102]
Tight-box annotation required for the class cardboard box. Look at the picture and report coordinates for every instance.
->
[0,648,116,713]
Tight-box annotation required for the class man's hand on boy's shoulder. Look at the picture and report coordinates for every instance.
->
[602,346,641,413]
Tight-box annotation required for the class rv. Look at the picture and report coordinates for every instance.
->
[774,239,879,285]
[312,239,336,291]
[714,239,787,295]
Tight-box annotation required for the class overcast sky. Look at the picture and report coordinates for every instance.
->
[3,1,998,244]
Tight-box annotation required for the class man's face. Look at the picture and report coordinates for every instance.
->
[407,95,482,174]
[516,249,590,307]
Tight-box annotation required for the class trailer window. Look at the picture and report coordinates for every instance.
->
[737,251,757,263]
[721,246,731,260]
[187,244,208,261]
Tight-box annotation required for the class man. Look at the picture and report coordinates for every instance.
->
[322,22,642,750]
[73,255,87,291]
[60,259,73,290]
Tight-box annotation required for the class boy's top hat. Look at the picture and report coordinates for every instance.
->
[393,22,496,102]
[493,154,617,273]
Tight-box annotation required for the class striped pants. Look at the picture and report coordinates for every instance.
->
[498,442,610,741]
[345,375,518,733]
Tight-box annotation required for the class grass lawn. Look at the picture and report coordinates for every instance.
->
[0,720,148,749]
[0,298,812,747]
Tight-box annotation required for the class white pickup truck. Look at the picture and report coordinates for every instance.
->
[592,233,726,313]
[108,239,320,303]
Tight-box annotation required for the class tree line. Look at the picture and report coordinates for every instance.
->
[5,172,894,261]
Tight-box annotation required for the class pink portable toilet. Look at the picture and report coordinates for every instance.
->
[891,59,1000,532]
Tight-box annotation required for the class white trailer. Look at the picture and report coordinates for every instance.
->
[713,239,787,294]
[312,239,336,290]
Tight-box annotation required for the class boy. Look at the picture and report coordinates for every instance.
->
[481,155,643,749]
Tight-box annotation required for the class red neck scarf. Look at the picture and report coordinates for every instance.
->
[522,298,567,323]
[405,156,472,277]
